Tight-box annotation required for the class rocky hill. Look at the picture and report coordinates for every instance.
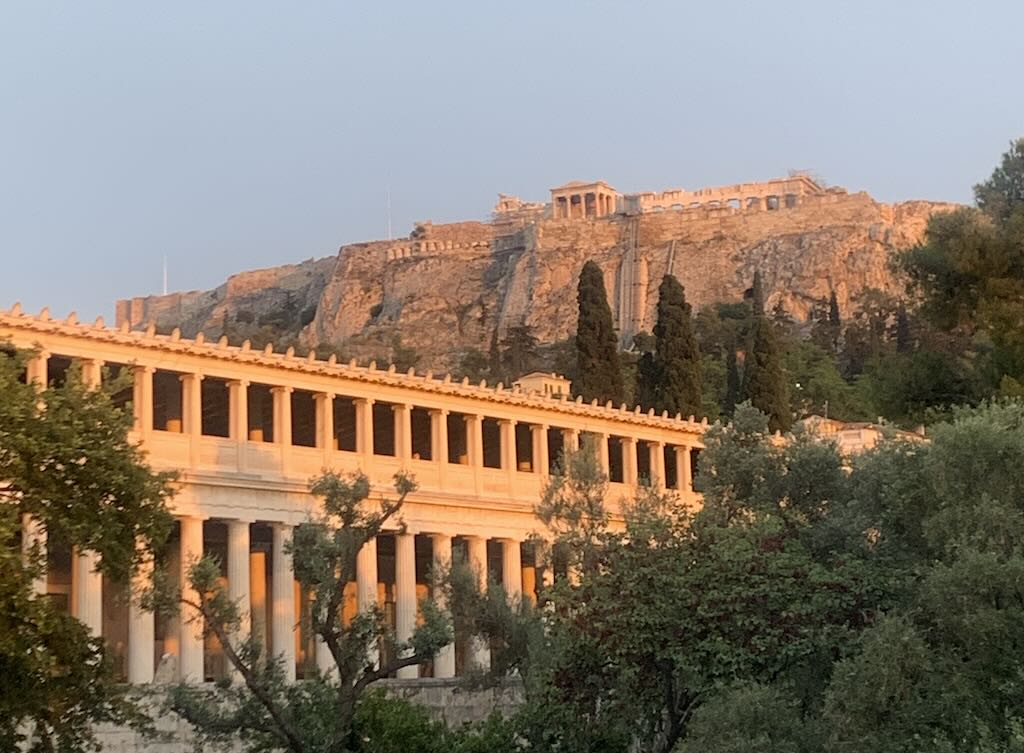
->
[116,190,956,371]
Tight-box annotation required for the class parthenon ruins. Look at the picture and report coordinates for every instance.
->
[544,173,826,220]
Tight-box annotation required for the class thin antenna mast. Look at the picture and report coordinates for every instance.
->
[162,255,168,295]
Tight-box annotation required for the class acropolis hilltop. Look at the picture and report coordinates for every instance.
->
[115,173,955,371]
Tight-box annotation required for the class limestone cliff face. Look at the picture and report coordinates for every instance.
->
[116,192,955,370]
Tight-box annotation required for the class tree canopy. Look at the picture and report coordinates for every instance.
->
[0,348,174,752]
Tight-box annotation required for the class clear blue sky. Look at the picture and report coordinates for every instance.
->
[2,1,1022,321]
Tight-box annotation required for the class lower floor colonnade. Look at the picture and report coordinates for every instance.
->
[27,515,536,685]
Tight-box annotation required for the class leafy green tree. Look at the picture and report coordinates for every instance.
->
[389,336,420,372]
[785,340,867,421]
[824,401,1024,752]
[495,407,876,753]
[897,139,1024,393]
[0,349,174,752]
[498,324,541,381]
[573,261,624,404]
[678,683,820,753]
[455,347,490,382]
[637,276,701,416]
[168,471,453,753]
[975,137,1024,223]
[809,292,842,354]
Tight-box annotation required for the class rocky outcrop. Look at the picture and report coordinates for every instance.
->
[116,192,955,370]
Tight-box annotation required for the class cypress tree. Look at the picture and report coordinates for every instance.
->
[650,275,701,416]
[751,269,767,316]
[827,290,842,352]
[724,346,741,415]
[742,272,792,431]
[574,261,624,403]
[895,303,913,354]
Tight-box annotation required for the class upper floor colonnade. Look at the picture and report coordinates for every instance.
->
[2,305,705,684]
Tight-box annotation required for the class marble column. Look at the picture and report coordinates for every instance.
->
[394,532,418,679]
[677,446,693,492]
[181,373,203,467]
[81,358,102,389]
[622,437,638,485]
[466,535,490,670]
[73,548,103,636]
[465,414,483,467]
[271,387,293,471]
[178,516,205,682]
[429,534,455,678]
[355,398,374,459]
[466,414,483,496]
[532,424,549,476]
[314,392,334,450]
[430,409,448,483]
[127,543,155,684]
[356,535,379,668]
[180,373,202,435]
[501,539,523,601]
[271,523,296,682]
[133,366,154,436]
[563,427,580,453]
[26,350,48,388]
[228,379,249,472]
[227,521,252,638]
[650,441,666,489]
[597,433,610,476]
[394,404,412,462]
[499,419,516,468]
[227,380,248,440]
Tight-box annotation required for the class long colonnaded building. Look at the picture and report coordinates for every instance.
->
[1,304,705,685]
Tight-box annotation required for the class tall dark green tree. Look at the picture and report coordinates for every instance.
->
[741,272,791,431]
[827,290,842,350]
[499,324,541,381]
[750,269,767,315]
[639,275,702,416]
[724,347,741,416]
[574,261,624,404]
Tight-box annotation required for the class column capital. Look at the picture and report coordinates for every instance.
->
[132,363,156,375]
[313,391,334,401]
[428,406,449,416]
[269,385,293,395]
[226,378,250,388]
[353,396,375,406]
[176,512,210,523]
[179,371,203,383]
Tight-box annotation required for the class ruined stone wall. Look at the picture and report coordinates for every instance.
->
[86,680,522,753]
